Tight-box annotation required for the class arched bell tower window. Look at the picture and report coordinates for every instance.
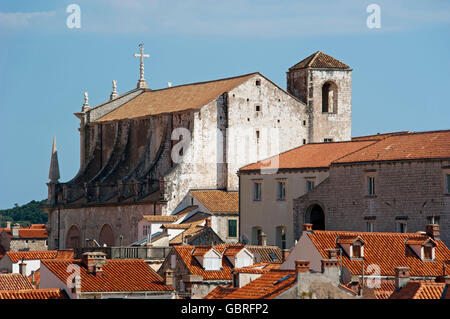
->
[322,81,338,113]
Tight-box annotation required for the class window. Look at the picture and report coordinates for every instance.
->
[170,254,176,269]
[352,245,362,258]
[252,227,262,245]
[427,216,440,225]
[397,221,407,233]
[303,120,306,126]
[204,257,221,271]
[228,219,237,238]
[256,79,261,86]
[277,181,286,200]
[423,246,433,260]
[366,221,375,232]
[253,182,262,201]
[306,180,315,193]
[367,176,375,196]
[303,139,306,145]
[256,130,260,141]
[324,138,333,143]
[256,105,261,112]
[446,174,450,194]
[322,82,338,113]
[276,226,287,249]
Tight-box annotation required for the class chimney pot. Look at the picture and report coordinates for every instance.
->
[282,249,291,262]
[81,252,107,275]
[295,260,310,274]
[302,224,313,233]
[19,260,27,276]
[325,249,339,260]
[164,269,174,286]
[11,223,20,238]
[258,232,267,246]
[426,224,440,240]
[6,221,11,229]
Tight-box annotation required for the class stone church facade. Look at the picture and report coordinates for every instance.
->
[43,50,352,250]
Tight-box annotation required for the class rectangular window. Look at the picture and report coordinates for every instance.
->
[306,180,315,193]
[366,221,374,232]
[427,216,440,225]
[367,176,375,196]
[423,246,433,260]
[228,219,237,238]
[446,174,450,194]
[397,221,407,233]
[277,181,286,200]
[352,245,361,258]
[253,182,261,201]
[324,138,333,143]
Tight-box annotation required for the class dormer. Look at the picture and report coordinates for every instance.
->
[406,238,437,261]
[224,247,254,268]
[337,236,365,259]
[192,247,222,271]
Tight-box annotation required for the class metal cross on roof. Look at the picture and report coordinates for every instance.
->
[134,43,150,89]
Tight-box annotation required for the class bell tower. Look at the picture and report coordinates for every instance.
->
[287,51,352,143]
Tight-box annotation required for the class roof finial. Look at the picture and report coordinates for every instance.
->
[49,136,60,183]
[110,80,119,100]
[134,43,150,89]
[82,91,90,112]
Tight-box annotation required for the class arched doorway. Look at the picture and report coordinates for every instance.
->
[66,225,81,249]
[99,224,114,247]
[306,204,325,230]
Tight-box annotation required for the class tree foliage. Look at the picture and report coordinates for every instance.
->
[0,200,47,227]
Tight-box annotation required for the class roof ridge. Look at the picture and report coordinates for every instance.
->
[307,51,321,68]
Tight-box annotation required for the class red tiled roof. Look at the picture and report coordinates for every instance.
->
[389,282,447,299]
[1,224,48,239]
[141,215,179,223]
[351,131,412,141]
[335,130,450,164]
[204,285,237,299]
[234,262,281,274]
[307,230,450,277]
[223,245,245,257]
[42,259,174,293]
[97,73,257,122]
[28,269,40,287]
[6,250,74,263]
[223,270,296,299]
[240,140,375,171]
[173,245,234,281]
[0,273,34,290]
[244,245,284,264]
[0,289,67,299]
[289,51,350,70]
[190,190,239,213]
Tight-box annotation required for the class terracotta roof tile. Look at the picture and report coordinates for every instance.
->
[169,225,205,245]
[390,282,447,299]
[234,262,281,274]
[6,250,74,263]
[335,130,450,164]
[1,224,48,239]
[190,190,238,213]
[244,245,283,264]
[307,230,450,277]
[97,73,257,122]
[289,51,350,70]
[0,288,67,299]
[141,215,179,223]
[204,285,237,299]
[0,273,34,290]
[42,259,174,293]
[223,270,296,299]
[240,140,375,171]
[351,131,412,141]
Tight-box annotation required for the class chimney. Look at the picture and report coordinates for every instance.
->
[302,224,313,233]
[72,275,81,294]
[295,260,310,280]
[394,267,410,290]
[164,269,174,286]
[81,252,107,276]
[19,260,27,276]
[436,261,450,284]
[282,249,291,262]
[167,82,172,88]
[11,223,20,238]
[426,224,440,240]
[321,259,340,285]
[205,217,212,228]
[325,249,339,260]
[259,232,267,246]
[31,270,36,286]
[6,221,11,229]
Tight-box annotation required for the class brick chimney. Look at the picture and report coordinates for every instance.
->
[164,269,174,286]
[11,223,20,238]
[426,224,440,240]
[19,260,27,276]
[282,249,291,262]
[205,217,212,228]
[81,252,107,276]
[259,232,267,246]
[325,249,339,259]
[302,224,313,233]
[295,260,310,280]
[321,259,340,285]
[394,267,410,290]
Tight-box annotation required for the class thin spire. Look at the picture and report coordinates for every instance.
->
[49,136,60,182]
[110,80,119,100]
[82,91,90,112]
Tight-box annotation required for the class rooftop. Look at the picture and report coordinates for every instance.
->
[190,190,239,213]
[0,288,67,300]
[0,273,34,290]
[6,250,74,264]
[289,51,351,70]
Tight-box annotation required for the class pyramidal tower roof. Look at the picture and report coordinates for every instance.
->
[49,137,60,182]
[289,51,350,70]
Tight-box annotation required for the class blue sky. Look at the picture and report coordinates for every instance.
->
[0,0,449,208]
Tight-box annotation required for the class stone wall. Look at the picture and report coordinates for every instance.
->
[293,160,450,245]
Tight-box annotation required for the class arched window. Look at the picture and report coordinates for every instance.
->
[66,225,81,249]
[305,204,325,230]
[322,82,338,113]
[99,224,115,247]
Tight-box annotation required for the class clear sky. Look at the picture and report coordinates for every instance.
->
[0,0,449,208]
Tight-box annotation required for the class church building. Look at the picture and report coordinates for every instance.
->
[43,47,352,250]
